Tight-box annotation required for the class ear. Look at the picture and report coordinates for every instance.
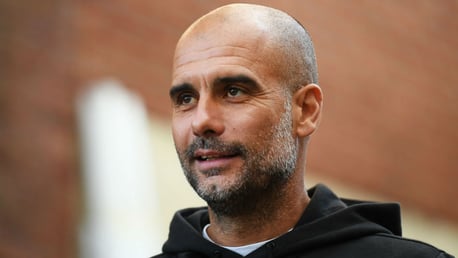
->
[292,83,323,138]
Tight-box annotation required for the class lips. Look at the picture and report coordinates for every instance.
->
[194,150,238,161]
[183,137,246,173]
[199,155,222,161]
[192,149,240,172]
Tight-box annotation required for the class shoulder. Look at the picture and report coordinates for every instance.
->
[364,233,454,258]
[305,232,454,258]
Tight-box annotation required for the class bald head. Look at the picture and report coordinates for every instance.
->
[175,3,318,93]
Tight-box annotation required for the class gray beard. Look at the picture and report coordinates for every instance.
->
[177,98,297,217]
[199,165,292,218]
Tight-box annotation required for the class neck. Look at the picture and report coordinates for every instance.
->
[206,175,309,246]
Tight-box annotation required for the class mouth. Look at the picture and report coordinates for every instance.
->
[192,149,240,171]
[195,151,238,161]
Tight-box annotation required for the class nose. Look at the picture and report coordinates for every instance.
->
[191,96,225,137]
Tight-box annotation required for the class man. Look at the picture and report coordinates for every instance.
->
[153,3,453,258]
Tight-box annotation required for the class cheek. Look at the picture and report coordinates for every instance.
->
[230,111,278,140]
[172,117,192,149]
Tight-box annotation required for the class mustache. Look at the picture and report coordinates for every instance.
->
[184,137,247,160]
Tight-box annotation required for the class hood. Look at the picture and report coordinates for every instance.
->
[161,184,401,257]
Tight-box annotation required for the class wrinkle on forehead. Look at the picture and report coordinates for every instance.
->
[172,39,277,88]
[173,39,268,71]
[174,46,253,68]
[173,23,275,81]
[172,14,274,79]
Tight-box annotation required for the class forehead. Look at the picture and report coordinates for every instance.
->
[173,47,257,82]
[172,28,278,87]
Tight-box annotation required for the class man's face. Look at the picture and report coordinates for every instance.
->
[170,25,298,215]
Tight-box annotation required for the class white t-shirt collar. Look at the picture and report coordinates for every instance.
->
[202,224,290,256]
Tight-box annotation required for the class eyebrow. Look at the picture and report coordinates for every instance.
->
[215,75,258,88]
[169,83,194,99]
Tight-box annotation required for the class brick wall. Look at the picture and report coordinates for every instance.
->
[0,0,78,257]
[1,0,457,257]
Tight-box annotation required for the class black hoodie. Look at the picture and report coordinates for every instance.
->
[153,184,453,258]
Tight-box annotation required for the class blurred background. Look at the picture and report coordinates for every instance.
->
[1,0,457,257]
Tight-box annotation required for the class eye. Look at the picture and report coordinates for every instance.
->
[226,86,244,98]
[176,92,197,106]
